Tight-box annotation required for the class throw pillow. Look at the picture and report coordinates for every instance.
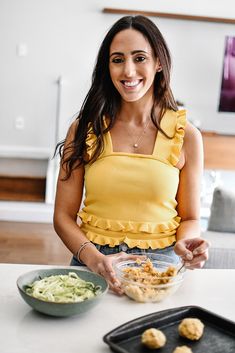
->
[208,187,235,232]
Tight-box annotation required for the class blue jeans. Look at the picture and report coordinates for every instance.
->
[70,242,180,266]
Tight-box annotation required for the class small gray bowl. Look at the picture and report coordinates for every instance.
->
[17,268,108,317]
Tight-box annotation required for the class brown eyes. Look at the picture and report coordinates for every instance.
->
[111,58,123,64]
[111,56,146,64]
[135,56,146,62]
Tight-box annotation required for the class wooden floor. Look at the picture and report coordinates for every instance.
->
[0,221,72,265]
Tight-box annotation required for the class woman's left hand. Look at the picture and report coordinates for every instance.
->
[174,237,210,269]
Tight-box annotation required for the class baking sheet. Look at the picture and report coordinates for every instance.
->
[103,306,235,353]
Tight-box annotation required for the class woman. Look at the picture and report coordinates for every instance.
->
[54,15,209,293]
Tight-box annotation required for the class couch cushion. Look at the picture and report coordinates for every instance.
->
[208,187,235,232]
[202,230,235,249]
[203,248,235,269]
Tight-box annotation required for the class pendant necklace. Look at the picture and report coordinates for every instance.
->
[127,117,151,149]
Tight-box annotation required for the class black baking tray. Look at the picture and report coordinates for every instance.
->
[103,306,235,353]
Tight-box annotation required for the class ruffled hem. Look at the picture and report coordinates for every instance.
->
[78,211,180,234]
[84,230,176,250]
[170,109,186,166]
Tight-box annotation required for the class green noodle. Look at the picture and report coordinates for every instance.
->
[26,272,101,303]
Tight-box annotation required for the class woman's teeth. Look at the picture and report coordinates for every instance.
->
[122,80,141,87]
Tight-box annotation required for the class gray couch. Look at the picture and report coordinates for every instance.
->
[201,187,235,269]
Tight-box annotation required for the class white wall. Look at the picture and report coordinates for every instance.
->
[1,0,235,222]
[0,157,47,177]
[1,0,235,157]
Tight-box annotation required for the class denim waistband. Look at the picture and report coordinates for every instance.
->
[70,242,179,266]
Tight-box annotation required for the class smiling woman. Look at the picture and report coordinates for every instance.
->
[53,15,209,294]
[108,28,163,153]
[109,29,162,104]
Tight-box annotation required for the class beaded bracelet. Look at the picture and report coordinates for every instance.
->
[76,241,94,264]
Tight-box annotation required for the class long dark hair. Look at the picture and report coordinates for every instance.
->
[56,15,178,179]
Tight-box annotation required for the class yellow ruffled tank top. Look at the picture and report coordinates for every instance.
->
[78,109,186,249]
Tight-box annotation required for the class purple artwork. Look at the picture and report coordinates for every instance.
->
[218,36,235,113]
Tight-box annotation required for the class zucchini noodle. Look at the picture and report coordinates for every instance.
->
[26,272,102,303]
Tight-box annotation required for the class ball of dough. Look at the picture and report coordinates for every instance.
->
[173,345,193,353]
[141,328,166,349]
[178,318,204,340]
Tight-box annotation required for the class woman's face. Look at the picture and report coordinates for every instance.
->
[109,28,161,103]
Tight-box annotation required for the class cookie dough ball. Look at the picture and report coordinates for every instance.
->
[141,328,166,349]
[173,346,193,353]
[178,318,204,340]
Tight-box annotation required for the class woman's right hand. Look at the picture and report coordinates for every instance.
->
[82,248,145,294]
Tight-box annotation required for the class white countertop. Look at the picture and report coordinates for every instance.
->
[1,264,234,353]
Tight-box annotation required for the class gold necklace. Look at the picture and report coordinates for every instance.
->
[126,117,151,149]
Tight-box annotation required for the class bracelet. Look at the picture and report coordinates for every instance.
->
[76,241,94,264]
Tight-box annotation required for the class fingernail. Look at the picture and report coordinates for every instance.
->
[186,253,193,260]
[193,249,199,255]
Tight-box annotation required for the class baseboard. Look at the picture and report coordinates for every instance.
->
[0,201,53,223]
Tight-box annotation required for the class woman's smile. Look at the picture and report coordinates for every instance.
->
[121,79,143,89]
[109,28,161,103]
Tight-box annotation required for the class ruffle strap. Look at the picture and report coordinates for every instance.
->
[78,210,180,234]
[170,109,186,166]
[85,123,96,161]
